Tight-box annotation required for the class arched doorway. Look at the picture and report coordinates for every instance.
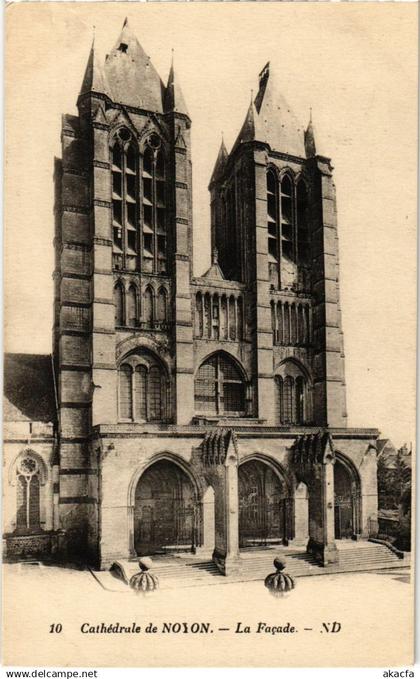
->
[334,459,360,539]
[134,460,198,555]
[238,459,291,548]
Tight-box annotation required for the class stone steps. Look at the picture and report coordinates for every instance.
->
[97,543,409,591]
[150,544,408,589]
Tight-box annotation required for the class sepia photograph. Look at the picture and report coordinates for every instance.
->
[2,1,417,670]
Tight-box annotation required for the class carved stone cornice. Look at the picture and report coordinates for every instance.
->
[292,430,335,483]
[201,428,238,467]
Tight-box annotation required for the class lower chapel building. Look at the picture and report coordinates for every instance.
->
[4,21,380,573]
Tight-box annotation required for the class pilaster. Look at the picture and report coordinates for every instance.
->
[169,116,194,424]
[253,148,275,424]
[308,156,347,427]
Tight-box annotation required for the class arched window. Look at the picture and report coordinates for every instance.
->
[237,297,243,340]
[295,376,305,424]
[111,128,139,271]
[220,295,228,340]
[16,456,42,533]
[281,175,294,262]
[277,360,310,425]
[267,170,305,289]
[297,305,304,345]
[118,351,168,422]
[267,169,280,287]
[194,353,246,415]
[114,282,125,326]
[204,293,211,338]
[148,366,163,421]
[290,304,297,345]
[277,301,283,345]
[282,376,294,424]
[297,180,309,264]
[127,285,138,327]
[134,365,147,421]
[284,303,290,345]
[225,185,240,280]
[141,136,167,275]
[143,287,154,327]
[157,288,167,323]
[119,364,133,419]
[212,294,220,340]
[229,297,236,341]
[195,292,203,337]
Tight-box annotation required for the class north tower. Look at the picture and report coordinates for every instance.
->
[209,62,347,430]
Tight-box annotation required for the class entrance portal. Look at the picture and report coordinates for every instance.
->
[334,460,358,539]
[134,460,197,555]
[239,460,290,548]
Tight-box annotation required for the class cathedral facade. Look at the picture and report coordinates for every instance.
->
[3,21,379,572]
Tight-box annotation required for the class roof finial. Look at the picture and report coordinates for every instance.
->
[250,89,254,105]
[92,25,96,43]
[212,246,219,265]
[123,17,128,27]
[309,106,313,124]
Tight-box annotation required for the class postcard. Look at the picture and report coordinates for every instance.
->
[3,1,416,669]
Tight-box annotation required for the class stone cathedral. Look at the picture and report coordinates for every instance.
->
[3,21,380,573]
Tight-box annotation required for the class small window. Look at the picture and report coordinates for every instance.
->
[16,455,42,533]
[118,352,167,423]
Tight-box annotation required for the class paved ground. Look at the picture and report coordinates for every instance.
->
[2,562,413,667]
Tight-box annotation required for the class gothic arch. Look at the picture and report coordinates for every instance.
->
[266,163,280,180]
[238,454,294,546]
[275,356,312,383]
[294,171,310,189]
[334,450,362,491]
[117,345,169,377]
[127,453,204,556]
[138,122,170,150]
[109,123,139,149]
[8,449,48,487]
[274,358,313,425]
[194,351,248,416]
[194,349,248,382]
[128,452,203,508]
[156,286,169,322]
[8,449,53,534]
[279,167,296,183]
[239,453,293,495]
[334,450,362,538]
[116,334,170,362]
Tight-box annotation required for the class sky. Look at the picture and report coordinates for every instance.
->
[4,2,417,447]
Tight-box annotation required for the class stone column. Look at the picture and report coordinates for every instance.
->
[211,436,242,576]
[306,457,337,565]
[199,486,215,555]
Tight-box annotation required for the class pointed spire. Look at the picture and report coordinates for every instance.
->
[164,51,189,116]
[79,37,108,98]
[231,99,265,154]
[104,18,164,111]
[209,136,228,186]
[251,63,305,157]
[304,108,317,158]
